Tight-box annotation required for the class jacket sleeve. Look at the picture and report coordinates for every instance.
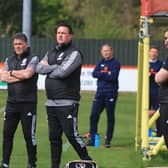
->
[92,62,104,79]
[36,52,57,74]
[93,60,120,82]
[102,62,120,82]
[48,51,82,78]
[27,56,39,71]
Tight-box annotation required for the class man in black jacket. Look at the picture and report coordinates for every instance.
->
[0,33,39,168]
[36,23,92,168]
[155,29,168,147]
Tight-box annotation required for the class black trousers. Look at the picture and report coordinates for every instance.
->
[159,103,168,148]
[2,102,37,166]
[46,104,91,168]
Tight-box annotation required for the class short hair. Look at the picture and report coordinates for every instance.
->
[13,33,28,43]
[54,22,73,34]
[150,45,159,50]
[101,44,113,50]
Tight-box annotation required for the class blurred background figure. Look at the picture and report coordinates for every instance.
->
[149,45,162,137]
[87,44,120,148]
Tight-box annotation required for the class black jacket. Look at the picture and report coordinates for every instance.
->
[7,49,38,103]
[45,42,82,101]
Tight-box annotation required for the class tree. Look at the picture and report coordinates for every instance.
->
[32,0,73,37]
[0,0,166,39]
[0,0,22,36]
[0,0,72,37]
[64,0,141,39]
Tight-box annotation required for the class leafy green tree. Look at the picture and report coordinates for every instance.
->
[0,0,22,36]
[0,0,72,37]
[32,0,73,37]
[64,0,140,39]
[0,0,166,39]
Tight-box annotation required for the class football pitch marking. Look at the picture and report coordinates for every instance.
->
[63,141,70,152]
[0,106,5,113]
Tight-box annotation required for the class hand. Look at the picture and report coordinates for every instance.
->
[149,110,155,117]
[100,67,108,73]
[40,60,48,65]
[149,68,156,75]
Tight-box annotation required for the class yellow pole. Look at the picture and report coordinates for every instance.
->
[148,110,160,128]
[141,17,150,159]
[135,40,143,151]
[151,136,165,155]
[141,35,150,150]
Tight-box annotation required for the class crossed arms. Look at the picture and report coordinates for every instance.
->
[0,56,39,83]
[36,51,82,78]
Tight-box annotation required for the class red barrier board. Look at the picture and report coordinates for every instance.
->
[141,0,168,16]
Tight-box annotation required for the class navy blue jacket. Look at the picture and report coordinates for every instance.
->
[93,57,120,93]
[149,60,162,90]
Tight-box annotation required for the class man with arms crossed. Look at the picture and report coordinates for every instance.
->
[87,44,120,148]
[0,33,39,168]
[36,23,92,168]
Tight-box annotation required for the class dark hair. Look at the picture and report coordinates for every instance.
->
[150,45,159,50]
[13,33,28,43]
[54,22,73,34]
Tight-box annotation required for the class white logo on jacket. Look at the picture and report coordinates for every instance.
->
[21,58,27,66]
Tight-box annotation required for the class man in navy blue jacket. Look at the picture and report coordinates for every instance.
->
[87,44,120,148]
[149,46,162,137]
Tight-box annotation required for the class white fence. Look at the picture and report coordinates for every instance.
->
[0,66,138,92]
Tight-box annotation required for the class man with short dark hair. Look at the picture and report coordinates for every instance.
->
[0,33,39,168]
[36,23,92,168]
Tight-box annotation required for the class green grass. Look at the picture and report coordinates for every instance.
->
[0,91,168,168]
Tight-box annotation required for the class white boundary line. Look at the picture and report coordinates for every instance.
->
[63,141,70,152]
[0,106,5,113]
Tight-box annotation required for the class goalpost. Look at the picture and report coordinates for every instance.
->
[135,0,168,160]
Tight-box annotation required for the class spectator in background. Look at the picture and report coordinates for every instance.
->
[155,28,168,148]
[87,44,120,148]
[0,33,39,168]
[149,46,162,137]
[36,22,92,168]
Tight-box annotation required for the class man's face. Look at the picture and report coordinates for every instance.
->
[56,26,72,45]
[101,45,113,60]
[149,48,158,61]
[164,31,168,49]
[13,39,28,56]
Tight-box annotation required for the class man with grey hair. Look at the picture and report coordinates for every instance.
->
[87,44,120,148]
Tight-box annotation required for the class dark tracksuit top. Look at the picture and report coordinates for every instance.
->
[159,56,168,103]
[7,51,38,103]
[149,59,162,137]
[149,59,162,110]
[93,57,120,93]
[45,44,81,101]
[158,56,168,147]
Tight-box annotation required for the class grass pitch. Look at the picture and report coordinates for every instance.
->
[0,91,168,168]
